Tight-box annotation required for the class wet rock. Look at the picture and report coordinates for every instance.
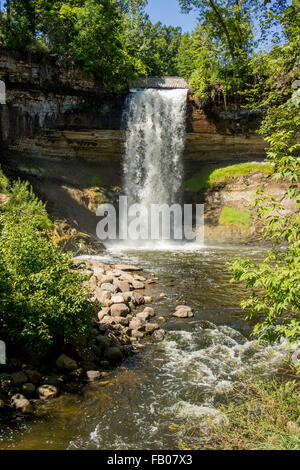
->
[104,347,123,362]
[38,385,58,400]
[96,335,111,349]
[101,283,119,293]
[86,370,101,382]
[145,323,160,334]
[56,354,78,371]
[159,293,167,298]
[22,383,36,396]
[152,329,166,342]
[173,306,194,318]
[112,316,130,327]
[113,280,131,293]
[11,371,28,386]
[11,394,32,413]
[144,296,153,304]
[114,264,142,272]
[42,375,63,387]
[110,303,129,317]
[80,361,97,371]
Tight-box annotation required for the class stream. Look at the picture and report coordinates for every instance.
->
[0,245,289,450]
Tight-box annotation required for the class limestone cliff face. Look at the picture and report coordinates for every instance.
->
[0,50,266,162]
[0,49,124,147]
[0,51,271,243]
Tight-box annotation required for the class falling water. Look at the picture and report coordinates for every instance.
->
[121,88,188,245]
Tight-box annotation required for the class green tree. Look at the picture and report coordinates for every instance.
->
[229,2,300,348]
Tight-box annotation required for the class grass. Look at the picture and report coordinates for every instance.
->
[184,162,274,192]
[219,207,252,228]
[174,377,300,450]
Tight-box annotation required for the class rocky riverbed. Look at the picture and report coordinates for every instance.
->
[0,257,193,422]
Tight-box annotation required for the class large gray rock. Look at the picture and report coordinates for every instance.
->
[38,385,58,400]
[11,371,28,386]
[104,347,123,362]
[11,394,32,413]
[56,354,78,371]
[110,303,129,317]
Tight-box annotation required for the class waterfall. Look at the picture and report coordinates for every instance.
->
[121,88,188,246]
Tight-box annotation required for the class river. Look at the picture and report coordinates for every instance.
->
[0,245,289,450]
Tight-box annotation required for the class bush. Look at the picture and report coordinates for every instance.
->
[0,180,94,358]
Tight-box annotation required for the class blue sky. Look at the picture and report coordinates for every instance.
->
[145,0,199,33]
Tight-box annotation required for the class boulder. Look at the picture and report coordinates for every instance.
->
[152,329,166,342]
[99,276,114,285]
[38,385,58,400]
[104,347,123,362]
[114,280,131,293]
[111,294,125,304]
[11,371,28,386]
[143,307,155,317]
[131,280,145,290]
[96,335,111,349]
[100,316,115,325]
[11,394,32,413]
[22,383,36,395]
[101,283,119,293]
[173,306,194,318]
[56,354,78,371]
[131,330,144,339]
[111,316,129,326]
[129,319,145,332]
[110,303,129,317]
[42,375,63,387]
[132,292,145,305]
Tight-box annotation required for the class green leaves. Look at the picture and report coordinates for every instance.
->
[0,179,94,358]
[229,5,300,347]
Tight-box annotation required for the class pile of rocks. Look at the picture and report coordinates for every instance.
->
[75,259,166,344]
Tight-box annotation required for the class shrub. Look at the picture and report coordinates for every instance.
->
[0,180,94,358]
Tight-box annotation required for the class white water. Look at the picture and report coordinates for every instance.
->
[120,88,188,247]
